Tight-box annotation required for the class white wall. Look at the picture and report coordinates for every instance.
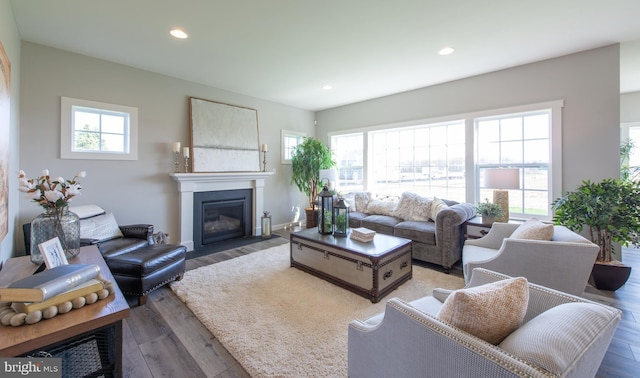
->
[315,45,621,195]
[0,0,21,264]
[621,91,640,123]
[17,42,313,256]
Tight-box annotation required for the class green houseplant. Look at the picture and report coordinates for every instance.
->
[290,137,335,228]
[475,199,504,225]
[552,178,640,290]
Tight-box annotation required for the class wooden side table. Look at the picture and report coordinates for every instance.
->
[0,245,130,376]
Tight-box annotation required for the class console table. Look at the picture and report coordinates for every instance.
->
[0,245,130,376]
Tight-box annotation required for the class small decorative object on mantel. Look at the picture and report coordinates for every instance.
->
[173,142,181,173]
[18,169,85,264]
[317,184,334,234]
[261,143,268,172]
[183,146,191,173]
[350,227,375,242]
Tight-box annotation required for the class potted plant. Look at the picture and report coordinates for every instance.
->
[552,178,640,290]
[475,199,504,225]
[290,137,335,228]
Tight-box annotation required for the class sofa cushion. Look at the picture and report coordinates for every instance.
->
[499,302,618,376]
[510,217,554,240]
[349,211,367,228]
[80,212,124,243]
[69,204,106,219]
[437,277,529,344]
[394,221,436,245]
[429,197,449,221]
[361,215,402,235]
[390,192,432,221]
[364,199,398,216]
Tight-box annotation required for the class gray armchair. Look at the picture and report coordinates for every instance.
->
[348,268,622,378]
[462,223,599,296]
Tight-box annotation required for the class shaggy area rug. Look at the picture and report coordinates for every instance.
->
[170,243,464,377]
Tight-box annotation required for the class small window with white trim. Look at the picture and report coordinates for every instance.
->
[61,97,138,160]
[281,129,306,164]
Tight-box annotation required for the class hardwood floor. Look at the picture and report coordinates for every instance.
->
[122,232,640,377]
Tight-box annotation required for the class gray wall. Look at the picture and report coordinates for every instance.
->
[315,45,621,195]
[16,42,313,256]
[0,0,21,263]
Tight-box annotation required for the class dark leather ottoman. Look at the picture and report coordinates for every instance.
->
[105,244,186,305]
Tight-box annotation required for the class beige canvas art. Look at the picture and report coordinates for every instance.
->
[0,39,10,242]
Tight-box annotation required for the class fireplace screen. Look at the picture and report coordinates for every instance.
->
[194,189,253,251]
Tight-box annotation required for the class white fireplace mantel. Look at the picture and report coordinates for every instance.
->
[170,172,274,251]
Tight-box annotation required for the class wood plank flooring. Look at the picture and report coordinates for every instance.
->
[122,231,640,377]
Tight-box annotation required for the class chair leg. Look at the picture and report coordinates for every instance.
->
[138,294,148,306]
[175,273,184,282]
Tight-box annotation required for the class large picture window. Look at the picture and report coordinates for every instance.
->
[476,110,551,217]
[61,97,138,160]
[329,100,562,220]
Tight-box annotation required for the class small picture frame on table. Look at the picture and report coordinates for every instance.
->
[39,237,69,269]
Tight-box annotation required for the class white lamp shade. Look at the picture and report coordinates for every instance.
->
[484,168,520,189]
[319,168,339,191]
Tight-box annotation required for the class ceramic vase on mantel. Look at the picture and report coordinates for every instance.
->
[30,207,81,264]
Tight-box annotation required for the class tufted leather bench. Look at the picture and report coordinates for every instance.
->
[104,243,186,305]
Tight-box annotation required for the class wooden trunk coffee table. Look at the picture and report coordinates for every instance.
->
[290,228,412,303]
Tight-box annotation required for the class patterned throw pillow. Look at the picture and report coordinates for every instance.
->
[429,197,449,221]
[510,218,554,240]
[80,213,124,242]
[353,192,373,213]
[437,277,529,344]
[364,199,399,216]
[390,192,432,221]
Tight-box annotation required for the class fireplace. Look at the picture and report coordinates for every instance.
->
[193,189,253,251]
[171,171,274,252]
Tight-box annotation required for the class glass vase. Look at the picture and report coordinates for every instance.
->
[30,207,80,264]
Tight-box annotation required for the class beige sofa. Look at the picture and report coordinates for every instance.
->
[348,268,622,378]
[463,222,599,296]
[344,192,476,272]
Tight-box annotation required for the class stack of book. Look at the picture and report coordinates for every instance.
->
[350,227,376,242]
[0,264,103,314]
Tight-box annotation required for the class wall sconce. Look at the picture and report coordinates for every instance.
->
[483,168,520,222]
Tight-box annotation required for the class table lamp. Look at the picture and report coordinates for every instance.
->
[483,168,520,223]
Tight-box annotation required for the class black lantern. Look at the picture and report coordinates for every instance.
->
[317,184,334,234]
[333,197,350,236]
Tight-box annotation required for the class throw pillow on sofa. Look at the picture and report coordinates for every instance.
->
[390,192,432,221]
[429,197,449,221]
[510,217,554,240]
[80,212,124,243]
[437,277,529,344]
[364,199,398,216]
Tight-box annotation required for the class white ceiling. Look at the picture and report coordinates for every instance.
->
[10,0,640,111]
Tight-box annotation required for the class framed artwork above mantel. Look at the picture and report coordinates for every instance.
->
[189,97,261,172]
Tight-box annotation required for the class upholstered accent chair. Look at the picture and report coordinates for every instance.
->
[462,222,599,296]
[348,268,622,378]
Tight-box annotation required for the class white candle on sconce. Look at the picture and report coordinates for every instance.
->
[173,142,181,153]
[183,147,190,158]
[261,144,268,152]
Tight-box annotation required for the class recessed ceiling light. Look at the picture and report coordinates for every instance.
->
[170,28,188,39]
[322,85,333,91]
[438,46,455,56]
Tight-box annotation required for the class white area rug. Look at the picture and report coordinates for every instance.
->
[170,243,464,377]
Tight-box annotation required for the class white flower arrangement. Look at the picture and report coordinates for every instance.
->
[18,169,86,210]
